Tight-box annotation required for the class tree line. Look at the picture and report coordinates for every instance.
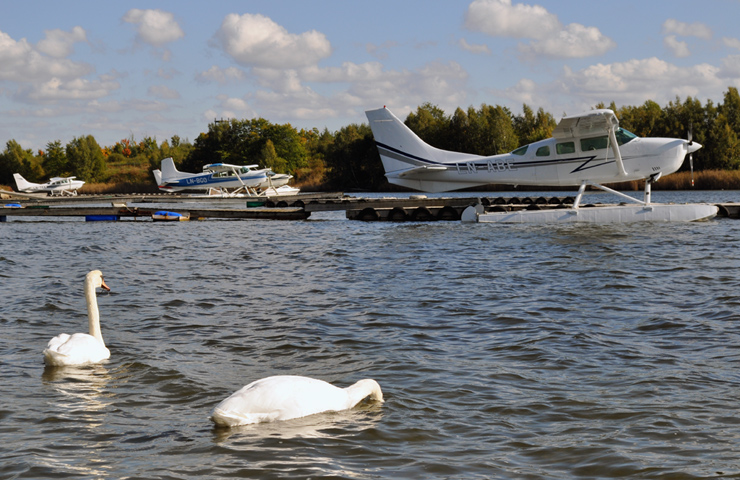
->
[1,87,739,191]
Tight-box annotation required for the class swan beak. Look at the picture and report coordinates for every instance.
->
[100,279,111,291]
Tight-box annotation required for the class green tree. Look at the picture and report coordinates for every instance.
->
[185,118,306,175]
[0,140,42,186]
[405,102,450,148]
[449,107,471,153]
[466,104,518,155]
[617,100,663,137]
[324,123,383,190]
[514,104,556,145]
[719,86,740,132]
[259,139,286,172]
[43,140,68,176]
[708,113,740,170]
[66,135,106,182]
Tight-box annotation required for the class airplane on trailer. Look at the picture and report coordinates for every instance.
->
[153,157,268,195]
[13,173,85,196]
[365,106,718,223]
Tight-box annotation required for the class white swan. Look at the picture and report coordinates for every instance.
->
[211,375,384,427]
[43,270,111,367]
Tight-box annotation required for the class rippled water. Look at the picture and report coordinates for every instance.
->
[2,191,740,479]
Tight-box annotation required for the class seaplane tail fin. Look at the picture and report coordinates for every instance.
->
[365,107,479,179]
[152,169,162,185]
[365,107,442,176]
[160,157,181,181]
[13,173,37,192]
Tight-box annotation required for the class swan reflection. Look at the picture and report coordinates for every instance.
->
[42,363,112,414]
[212,404,384,444]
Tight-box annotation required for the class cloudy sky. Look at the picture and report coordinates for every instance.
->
[2,0,740,151]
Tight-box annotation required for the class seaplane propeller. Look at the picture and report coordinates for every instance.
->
[688,121,695,188]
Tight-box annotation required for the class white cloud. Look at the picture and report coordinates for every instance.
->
[195,65,246,84]
[25,77,120,102]
[464,0,613,59]
[498,78,550,111]
[664,35,690,58]
[561,57,722,105]
[252,68,305,94]
[720,55,740,77]
[36,26,87,58]
[205,95,258,122]
[519,23,615,58]
[214,13,332,69]
[365,41,399,60]
[464,0,559,40]
[202,59,470,125]
[123,9,184,47]
[662,19,712,40]
[458,38,491,55]
[0,29,92,82]
[157,67,180,80]
[723,37,740,51]
[128,99,168,112]
[148,85,180,99]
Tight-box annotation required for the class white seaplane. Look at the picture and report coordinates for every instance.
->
[13,173,85,196]
[365,107,718,223]
[153,158,297,196]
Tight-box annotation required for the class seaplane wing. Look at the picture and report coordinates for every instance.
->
[204,163,260,173]
[13,173,84,196]
[551,109,619,139]
[156,157,267,193]
[366,106,715,223]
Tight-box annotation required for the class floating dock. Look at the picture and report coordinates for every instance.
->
[1,190,739,221]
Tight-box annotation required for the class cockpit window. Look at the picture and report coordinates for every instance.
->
[616,128,637,145]
[512,145,528,156]
[536,146,550,157]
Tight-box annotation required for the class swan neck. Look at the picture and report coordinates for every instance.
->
[85,277,104,346]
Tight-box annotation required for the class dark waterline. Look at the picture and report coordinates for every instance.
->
[2,191,740,479]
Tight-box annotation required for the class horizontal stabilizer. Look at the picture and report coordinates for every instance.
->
[396,165,450,178]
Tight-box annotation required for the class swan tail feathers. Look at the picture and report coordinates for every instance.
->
[43,348,65,366]
[46,333,71,351]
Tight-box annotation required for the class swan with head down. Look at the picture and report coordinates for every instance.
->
[211,375,384,427]
[43,270,111,367]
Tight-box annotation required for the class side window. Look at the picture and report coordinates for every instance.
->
[580,136,608,151]
[536,146,550,157]
[512,145,528,156]
[556,142,575,155]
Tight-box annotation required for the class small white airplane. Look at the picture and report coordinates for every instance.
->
[154,157,268,195]
[13,173,85,196]
[153,157,297,196]
[365,106,718,223]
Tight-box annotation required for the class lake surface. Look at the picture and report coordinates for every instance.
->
[2,190,740,479]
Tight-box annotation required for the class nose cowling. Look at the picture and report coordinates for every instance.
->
[687,141,702,154]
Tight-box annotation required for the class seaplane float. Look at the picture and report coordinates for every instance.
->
[152,158,298,197]
[13,173,85,196]
[365,107,717,224]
